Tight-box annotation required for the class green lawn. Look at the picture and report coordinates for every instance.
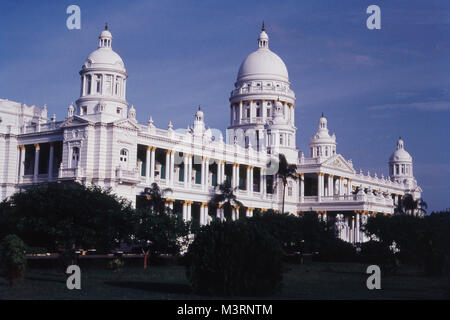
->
[1,262,448,300]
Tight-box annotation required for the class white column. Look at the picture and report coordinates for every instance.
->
[81,75,86,96]
[232,164,237,189]
[351,215,356,244]
[261,100,266,122]
[169,151,175,185]
[187,202,192,221]
[249,166,254,194]
[239,101,243,124]
[33,144,40,182]
[201,157,208,190]
[232,207,239,221]
[217,206,224,222]
[183,154,189,187]
[48,143,54,180]
[200,203,208,226]
[165,150,170,182]
[182,201,188,221]
[328,175,334,197]
[339,177,345,197]
[188,155,193,187]
[246,208,253,218]
[300,174,304,203]
[145,147,151,184]
[19,145,25,183]
[356,213,360,243]
[246,166,251,194]
[347,179,353,196]
[318,173,324,202]
[150,147,156,182]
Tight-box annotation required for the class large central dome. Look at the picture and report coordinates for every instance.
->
[237,29,289,82]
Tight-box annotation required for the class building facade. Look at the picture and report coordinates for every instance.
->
[0,25,422,243]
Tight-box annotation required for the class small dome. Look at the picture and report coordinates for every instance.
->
[389,138,412,162]
[390,148,412,162]
[259,30,268,41]
[100,29,112,39]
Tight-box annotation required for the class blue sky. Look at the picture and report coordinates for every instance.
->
[0,0,449,212]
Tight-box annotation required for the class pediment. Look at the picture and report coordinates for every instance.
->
[113,118,140,131]
[321,154,355,174]
[59,116,90,128]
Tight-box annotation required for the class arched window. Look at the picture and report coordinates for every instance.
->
[71,147,80,168]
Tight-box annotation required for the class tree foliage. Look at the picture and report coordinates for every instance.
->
[0,182,135,252]
[209,183,242,221]
[133,207,190,257]
[1,234,27,286]
[363,211,450,275]
[186,220,284,296]
[276,154,298,214]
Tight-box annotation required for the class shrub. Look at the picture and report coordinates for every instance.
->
[1,235,27,286]
[315,238,357,263]
[248,213,303,255]
[359,240,393,264]
[186,221,283,296]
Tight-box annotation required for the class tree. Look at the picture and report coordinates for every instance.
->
[133,207,190,269]
[140,182,172,215]
[208,183,243,221]
[276,154,298,214]
[400,194,428,216]
[0,182,135,254]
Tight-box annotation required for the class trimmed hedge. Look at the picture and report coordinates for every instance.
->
[186,221,283,296]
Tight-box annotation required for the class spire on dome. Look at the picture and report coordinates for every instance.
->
[258,23,269,49]
[99,24,112,48]
[397,137,404,149]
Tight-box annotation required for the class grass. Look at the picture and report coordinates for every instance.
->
[1,262,448,300]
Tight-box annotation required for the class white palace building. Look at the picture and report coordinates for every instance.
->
[0,25,422,243]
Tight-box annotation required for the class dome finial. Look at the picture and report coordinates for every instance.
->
[105,23,108,30]
[322,112,324,118]
[262,21,265,31]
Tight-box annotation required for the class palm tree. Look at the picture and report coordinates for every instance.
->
[209,183,243,221]
[400,194,428,216]
[141,182,173,215]
[139,182,173,269]
[277,154,298,214]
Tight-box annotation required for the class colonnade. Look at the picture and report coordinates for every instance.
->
[17,143,57,183]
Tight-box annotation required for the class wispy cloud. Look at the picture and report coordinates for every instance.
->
[368,101,450,111]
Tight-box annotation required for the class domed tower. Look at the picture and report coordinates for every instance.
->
[389,137,415,185]
[227,23,297,161]
[75,24,129,121]
[309,113,337,158]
